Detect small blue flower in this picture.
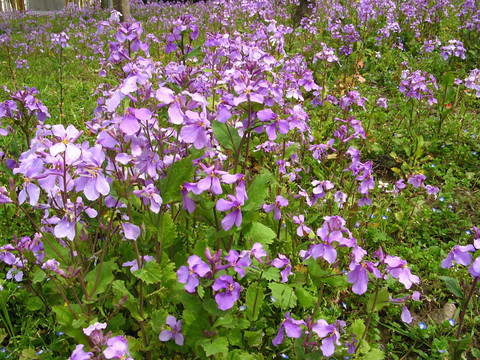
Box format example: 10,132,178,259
473,151,478,156
438,349,446,353
342,302,347,309
56,331,64,336
466,230,472,235
382,215,388,220
270,295,276,303
439,197,445,202
432,207,437,212
430,163,436,168
370,214,375,219
386,208,391,212
448,318,455,326
344,357,352,360
418,322,427,329
441,144,446,148
448,204,453,209
280,354,289,359
36,350,44,355
239,305,247,311
472,134,476,139
0,348,6,353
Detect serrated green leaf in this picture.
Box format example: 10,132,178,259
268,283,297,309
199,336,229,357
439,276,465,300
246,285,264,321
160,152,198,204
243,222,276,247
132,260,163,284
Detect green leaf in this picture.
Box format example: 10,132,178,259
199,336,229,357
132,260,163,284
85,259,117,298
294,286,316,308
160,151,198,204
31,268,46,283
26,297,44,311
203,298,228,316
43,234,70,267
366,287,390,312
363,348,385,360
228,328,243,347
185,46,202,60
471,348,480,358
212,121,241,152
51,305,86,344
243,171,273,212
268,283,297,309
19,349,38,360
439,276,465,300
212,315,235,329
351,319,366,338
246,285,264,321
228,349,256,360
243,222,276,247
162,212,177,248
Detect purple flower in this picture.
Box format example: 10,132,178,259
74,144,110,201
0,245,16,265
133,183,163,213
215,184,247,231
441,245,475,268
69,344,93,360
83,322,107,336
262,196,289,220
122,255,154,272
212,275,242,311
159,315,184,345
180,110,210,149
49,124,82,164
225,250,251,278
122,223,141,241
293,215,311,237
401,305,413,324
408,174,426,188
103,336,132,360
385,256,420,289
177,255,211,293
312,319,345,357
41,259,65,277
272,254,293,283
347,261,381,295
468,257,480,278
272,312,305,346
251,242,267,263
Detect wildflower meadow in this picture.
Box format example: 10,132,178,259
0,0,479,359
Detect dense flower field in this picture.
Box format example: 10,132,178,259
0,0,479,359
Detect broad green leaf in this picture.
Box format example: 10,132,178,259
26,297,44,311
294,286,316,308
363,348,385,360
228,328,243,347
243,171,273,212
213,315,235,329
366,287,390,312
246,285,264,321
199,336,229,357
185,46,202,60
268,283,297,309
132,260,163,284
351,319,366,338
439,276,465,300
160,151,199,204
85,259,117,298
243,222,276,247
212,121,241,151
52,304,86,344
